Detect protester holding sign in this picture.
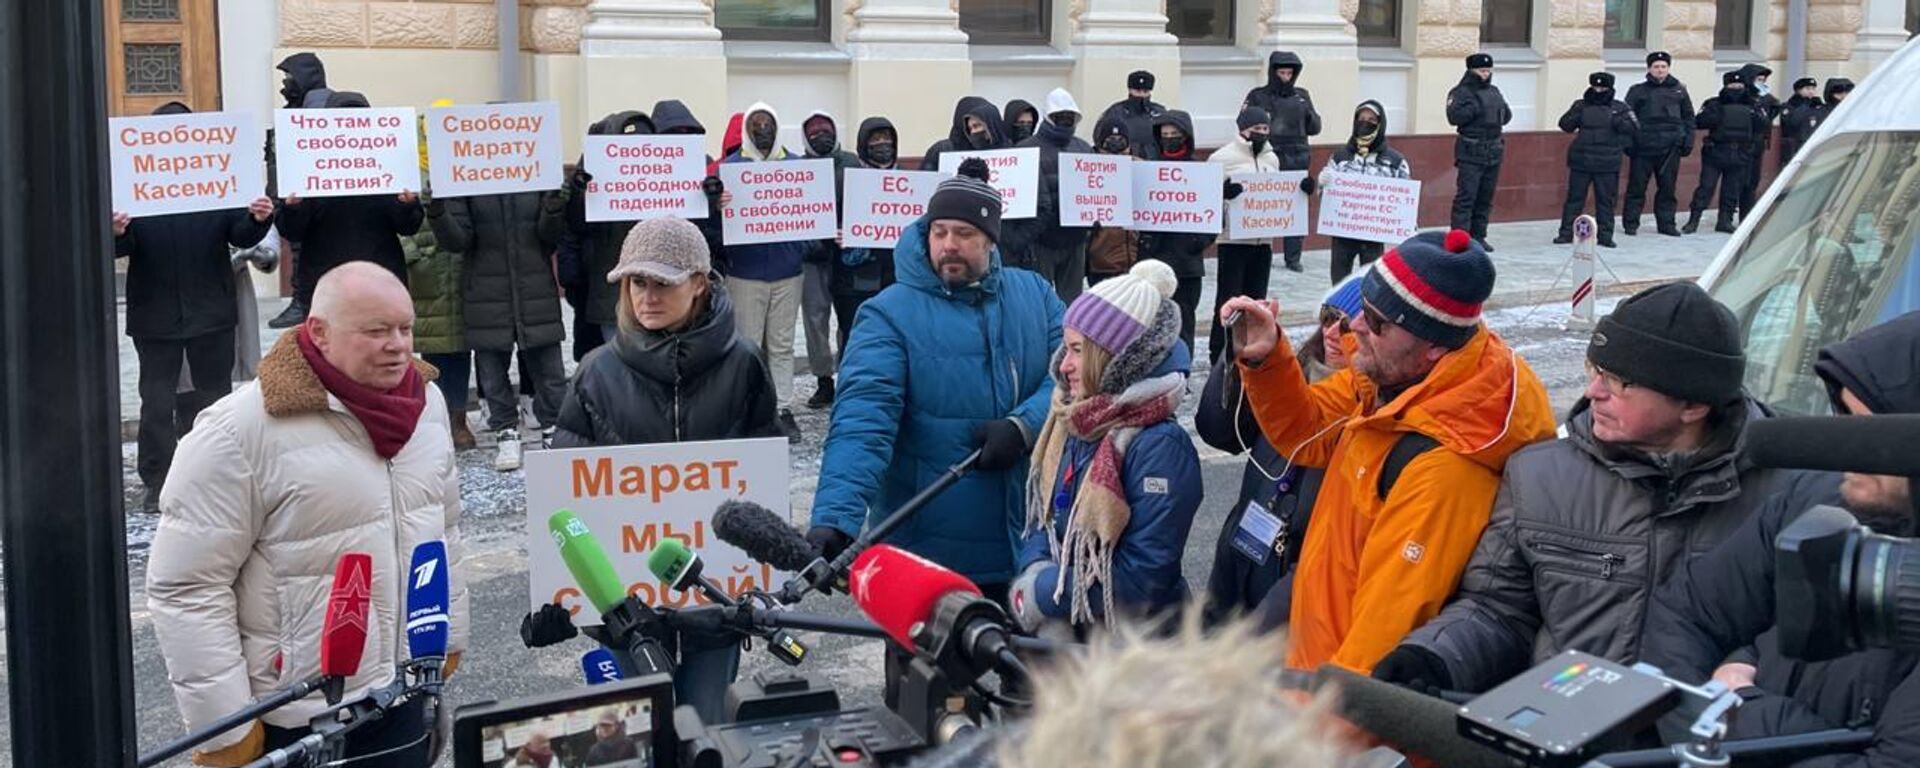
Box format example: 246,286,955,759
799,111,863,409
1085,116,1143,286
272,92,424,327
428,161,568,471
539,110,655,353
112,101,276,514
1315,100,1412,284
832,117,906,350
1008,89,1097,303
1241,51,1320,273
1207,106,1282,365
721,103,813,440
542,216,779,721
1140,111,1216,350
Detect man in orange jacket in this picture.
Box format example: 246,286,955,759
1220,229,1555,674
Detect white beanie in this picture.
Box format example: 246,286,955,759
1045,88,1081,118
1064,260,1176,355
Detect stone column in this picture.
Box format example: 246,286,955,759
1407,0,1479,134
1855,0,1909,75
1661,1,1718,95
526,1,591,159
845,0,972,151
1543,0,1605,125
579,0,728,150
1067,0,1184,116
1807,0,1866,79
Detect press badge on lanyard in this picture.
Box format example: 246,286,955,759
1231,474,1293,565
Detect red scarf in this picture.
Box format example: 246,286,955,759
296,324,427,459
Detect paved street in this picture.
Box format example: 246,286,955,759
20,215,1714,765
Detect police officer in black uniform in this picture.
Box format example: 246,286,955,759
1622,51,1693,237
1241,50,1321,272
1686,71,1769,234
1554,71,1637,249
1778,76,1826,168
1733,63,1780,222
1447,52,1512,252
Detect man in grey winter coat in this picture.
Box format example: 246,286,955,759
1373,284,1814,695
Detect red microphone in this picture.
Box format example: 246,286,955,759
848,545,983,653
848,545,1028,687
319,552,373,701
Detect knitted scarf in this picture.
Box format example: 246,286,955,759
1023,371,1185,624
296,324,427,459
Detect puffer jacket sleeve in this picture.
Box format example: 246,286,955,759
1194,353,1259,455
550,358,605,449
1782,669,1920,767
1329,450,1503,674
429,196,476,255
1397,469,1540,692
438,388,470,656
145,408,263,751
1641,485,1802,684
1238,337,1357,470
1008,288,1066,436
810,303,912,538
1031,425,1204,619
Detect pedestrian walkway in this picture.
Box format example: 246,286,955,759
115,218,1733,434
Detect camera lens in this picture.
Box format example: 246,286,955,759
1852,532,1920,654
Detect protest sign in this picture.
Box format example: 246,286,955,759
718,159,838,246
582,135,707,222
1058,153,1132,227
1130,161,1223,234
938,148,1039,219
1226,171,1310,240
1316,172,1422,244
524,437,792,624
842,168,940,249
425,102,562,197
273,107,420,198
110,111,264,217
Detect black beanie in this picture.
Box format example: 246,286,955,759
1236,106,1270,131
1588,283,1746,405
1724,71,1745,86
1466,53,1493,69
926,158,1004,243
1128,70,1155,91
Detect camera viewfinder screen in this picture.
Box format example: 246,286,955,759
477,701,655,768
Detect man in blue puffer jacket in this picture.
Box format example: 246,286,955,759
808,159,1066,596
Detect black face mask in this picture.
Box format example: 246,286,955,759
280,77,301,106
1158,136,1187,155
749,123,778,153
807,131,837,156
967,129,994,149
1247,135,1268,154
1010,124,1034,143
1101,136,1130,154
867,141,896,167
1355,119,1379,136
1051,114,1078,130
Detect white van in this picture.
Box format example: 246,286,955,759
1700,38,1920,415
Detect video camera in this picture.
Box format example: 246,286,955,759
1775,504,1920,661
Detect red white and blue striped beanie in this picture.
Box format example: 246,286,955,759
1361,228,1494,349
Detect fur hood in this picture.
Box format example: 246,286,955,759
257,331,438,418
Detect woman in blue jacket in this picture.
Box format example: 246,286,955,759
1011,260,1203,629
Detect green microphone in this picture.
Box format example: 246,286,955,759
549,509,628,614
649,537,808,666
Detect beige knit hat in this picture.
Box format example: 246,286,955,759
608,217,711,285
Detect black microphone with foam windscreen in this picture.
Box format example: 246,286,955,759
1310,665,1514,768
711,499,819,573
1747,415,1920,475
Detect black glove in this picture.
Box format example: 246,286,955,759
702,175,725,198
569,164,593,190
1371,644,1454,696
520,602,579,648
1298,176,1317,196
807,526,854,561
971,418,1031,472
1223,179,1245,201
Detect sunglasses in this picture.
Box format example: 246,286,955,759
1318,306,1350,333
1359,301,1395,333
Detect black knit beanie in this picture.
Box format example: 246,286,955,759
926,158,1004,243
1588,283,1746,405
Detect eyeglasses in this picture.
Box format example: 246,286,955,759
1359,302,1394,333
1584,360,1636,394
1318,306,1350,333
